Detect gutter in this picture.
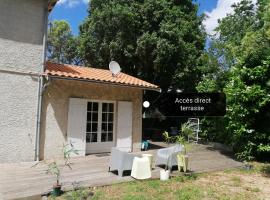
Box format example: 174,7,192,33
47,75,162,92
34,6,48,161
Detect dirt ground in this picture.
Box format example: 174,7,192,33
195,163,270,200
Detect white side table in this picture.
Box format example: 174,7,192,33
131,157,151,179
142,153,154,169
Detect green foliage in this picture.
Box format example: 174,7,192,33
63,188,92,200
198,118,228,142
198,0,270,161
162,131,172,144
174,185,202,200
79,0,206,91
224,28,270,161
258,144,270,152
180,122,194,138
174,122,194,151
63,143,79,167
47,20,81,64
46,161,60,185
215,0,258,46
162,122,193,146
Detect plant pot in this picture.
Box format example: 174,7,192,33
52,184,62,197
160,169,170,181
182,145,186,155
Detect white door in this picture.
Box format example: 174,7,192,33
86,101,115,154
117,101,133,152
67,98,87,156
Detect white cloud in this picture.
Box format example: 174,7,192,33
203,0,257,35
57,0,89,8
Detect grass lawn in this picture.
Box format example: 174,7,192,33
50,162,270,200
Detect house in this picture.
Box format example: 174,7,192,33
40,62,159,159
0,0,159,163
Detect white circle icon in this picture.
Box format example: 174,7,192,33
143,101,150,108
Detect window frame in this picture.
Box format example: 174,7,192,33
85,100,116,145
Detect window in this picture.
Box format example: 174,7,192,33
86,102,99,143
86,101,114,143
101,103,114,142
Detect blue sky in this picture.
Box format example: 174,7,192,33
50,0,256,36
49,1,88,35
196,0,217,14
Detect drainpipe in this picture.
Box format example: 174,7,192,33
34,6,48,161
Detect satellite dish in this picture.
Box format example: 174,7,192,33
109,61,121,76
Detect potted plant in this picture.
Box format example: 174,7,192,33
175,122,194,172
46,143,78,197
47,161,61,196
177,122,194,153
160,131,172,181
159,122,194,179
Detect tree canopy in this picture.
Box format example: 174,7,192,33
47,20,81,64
78,0,206,91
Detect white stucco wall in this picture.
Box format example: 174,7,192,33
0,39,45,73
0,73,39,162
41,79,143,160
0,0,47,163
0,0,47,73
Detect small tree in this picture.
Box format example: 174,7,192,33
46,143,78,193
176,122,194,154
47,161,61,186
162,131,173,171
47,20,81,65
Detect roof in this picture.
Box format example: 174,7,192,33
45,62,160,91
48,0,58,12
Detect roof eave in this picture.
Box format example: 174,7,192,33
45,75,161,92
48,0,58,12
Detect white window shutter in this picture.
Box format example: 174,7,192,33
116,101,133,152
67,98,87,156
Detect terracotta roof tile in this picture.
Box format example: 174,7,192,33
45,62,160,90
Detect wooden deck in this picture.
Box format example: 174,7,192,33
0,143,243,200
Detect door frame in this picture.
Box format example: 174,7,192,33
85,99,117,154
